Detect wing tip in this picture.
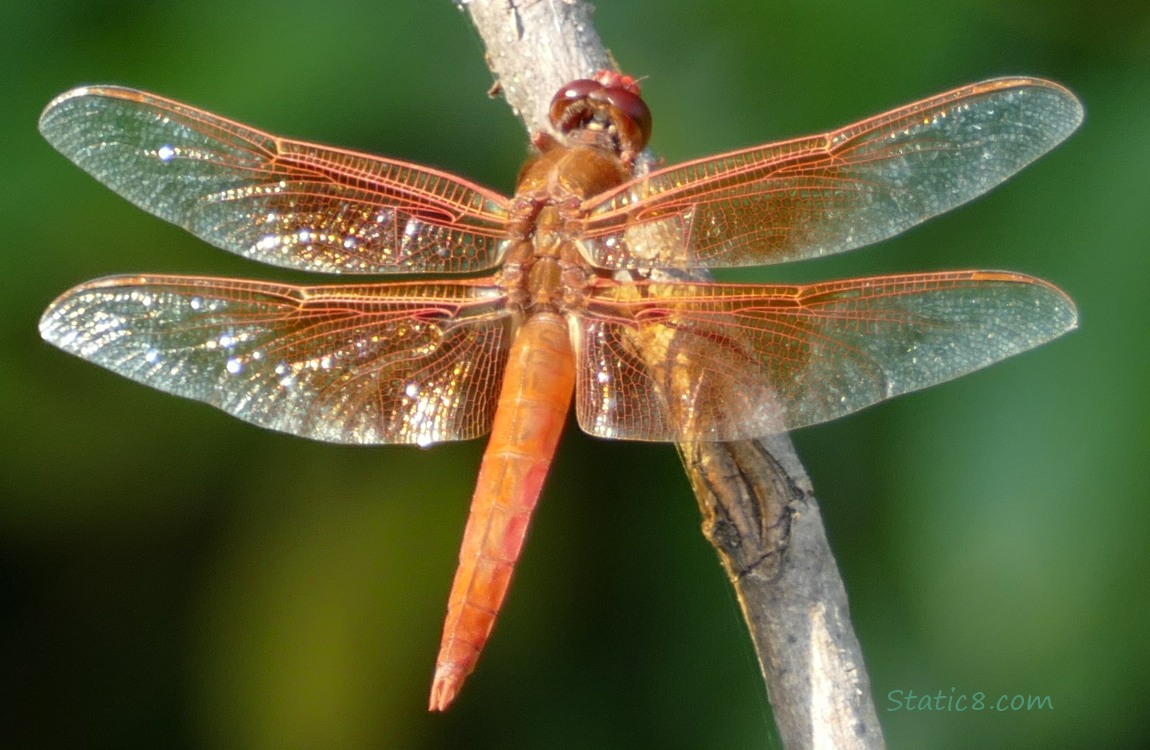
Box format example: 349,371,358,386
38,275,149,343
970,269,1079,329
37,304,61,346
40,85,144,136
976,76,1085,139
39,87,87,137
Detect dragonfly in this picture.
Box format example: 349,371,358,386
38,70,1081,710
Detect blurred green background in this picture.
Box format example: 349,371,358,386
2,0,1147,747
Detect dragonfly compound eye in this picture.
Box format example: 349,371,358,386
549,76,652,156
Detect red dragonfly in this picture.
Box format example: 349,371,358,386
38,71,1081,709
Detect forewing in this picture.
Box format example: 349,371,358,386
580,78,1083,269
574,272,1077,441
39,86,512,274
40,276,514,445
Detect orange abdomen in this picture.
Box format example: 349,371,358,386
429,311,575,710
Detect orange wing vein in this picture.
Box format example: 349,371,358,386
579,78,1083,269
40,275,514,444
574,271,1078,441
39,87,513,274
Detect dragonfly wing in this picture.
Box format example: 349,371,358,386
39,86,512,274
581,78,1083,269
40,276,514,445
574,272,1077,441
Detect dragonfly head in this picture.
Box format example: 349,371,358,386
549,70,652,165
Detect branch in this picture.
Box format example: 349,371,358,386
457,1,885,746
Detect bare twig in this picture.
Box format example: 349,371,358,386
456,1,885,746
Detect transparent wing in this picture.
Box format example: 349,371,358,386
580,78,1083,269
574,272,1077,441
40,275,514,445
39,86,512,274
